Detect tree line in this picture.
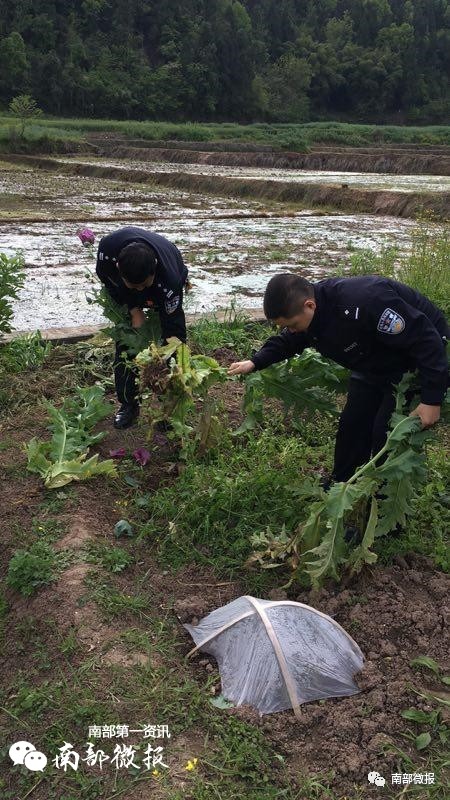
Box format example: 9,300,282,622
0,0,448,123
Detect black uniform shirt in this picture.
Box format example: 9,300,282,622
251,276,449,406
96,226,189,341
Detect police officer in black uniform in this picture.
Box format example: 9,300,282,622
229,273,449,483
96,226,188,428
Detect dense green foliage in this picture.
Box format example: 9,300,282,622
237,349,348,433
89,285,161,355
7,541,59,596
0,252,25,335
26,385,117,488
251,375,431,586
0,1,448,123
3,117,448,150
0,331,51,373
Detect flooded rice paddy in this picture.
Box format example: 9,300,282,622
56,155,450,193
0,161,420,331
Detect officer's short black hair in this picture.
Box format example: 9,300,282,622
263,274,314,320
118,242,157,285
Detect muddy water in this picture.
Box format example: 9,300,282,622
0,163,416,331
57,156,450,193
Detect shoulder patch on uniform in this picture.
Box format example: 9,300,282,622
377,308,405,335
164,295,180,314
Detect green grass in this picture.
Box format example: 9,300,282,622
138,413,336,587
1,115,449,150
84,542,133,573
398,225,450,317
0,120,82,153
1,252,448,799
188,306,269,359
6,540,70,597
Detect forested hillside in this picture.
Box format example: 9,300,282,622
0,0,448,122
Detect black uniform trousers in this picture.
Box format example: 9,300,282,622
114,341,139,406
333,373,416,482
113,300,186,406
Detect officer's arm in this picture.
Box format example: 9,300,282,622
96,251,125,306
129,308,146,328
368,296,449,408
251,329,307,370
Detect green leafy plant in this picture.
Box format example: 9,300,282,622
0,251,25,335
401,657,450,751
88,286,161,356
236,349,348,434
7,541,59,596
26,385,117,488
86,544,132,573
249,373,434,587
0,330,51,373
136,336,227,452
410,656,450,686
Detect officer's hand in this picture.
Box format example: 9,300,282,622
228,360,256,376
130,308,146,328
410,403,441,428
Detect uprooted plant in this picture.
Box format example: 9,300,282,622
136,336,227,454
26,385,117,488
235,348,349,433
87,286,161,356
248,373,435,587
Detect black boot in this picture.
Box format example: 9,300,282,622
113,402,139,429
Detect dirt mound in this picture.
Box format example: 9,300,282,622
252,559,449,792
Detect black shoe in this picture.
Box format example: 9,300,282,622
344,526,363,545
113,403,139,429
319,475,333,492
154,419,173,433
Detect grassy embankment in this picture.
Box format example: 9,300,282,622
0,115,450,154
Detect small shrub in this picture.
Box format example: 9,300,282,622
9,94,43,138
7,541,58,596
0,331,52,373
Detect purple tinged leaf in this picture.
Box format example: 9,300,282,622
76,227,95,246
152,432,169,447
133,447,151,466
109,447,127,459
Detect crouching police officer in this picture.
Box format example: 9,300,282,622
96,226,188,429
229,274,449,483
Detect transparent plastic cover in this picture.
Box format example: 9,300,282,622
185,596,363,716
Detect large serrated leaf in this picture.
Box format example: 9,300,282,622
302,515,347,586
45,456,117,489
26,386,115,488
348,496,378,573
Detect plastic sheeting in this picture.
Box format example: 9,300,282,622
185,595,364,718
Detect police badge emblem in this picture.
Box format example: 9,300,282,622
377,308,405,335
164,295,180,314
